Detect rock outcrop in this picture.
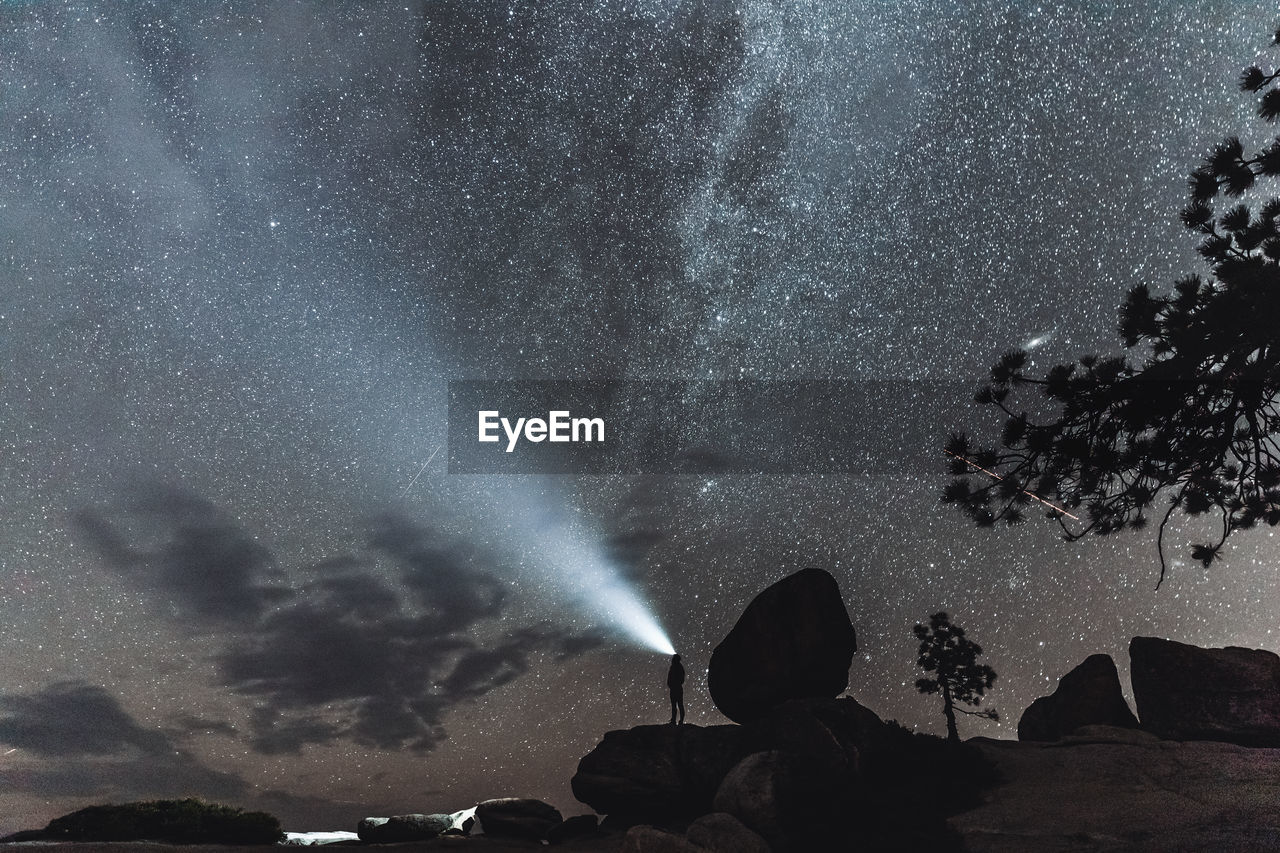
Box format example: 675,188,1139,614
707,567,857,723
951,726,1280,853
545,814,599,844
620,825,703,852
712,750,847,851
742,696,884,775
356,813,454,842
281,831,360,846
1130,636,1280,746
620,813,770,853
685,812,771,853
474,798,561,841
1017,653,1138,741
571,724,751,821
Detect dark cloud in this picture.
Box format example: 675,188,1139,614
0,752,248,803
219,519,603,753
245,708,343,756
0,681,170,757
605,528,667,582
167,715,239,739
75,484,292,627
550,628,608,662
440,635,537,701
79,495,604,755
0,683,362,828
0,681,247,802
306,573,401,619
368,514,506,632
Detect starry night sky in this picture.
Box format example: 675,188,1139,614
3,0,1280,834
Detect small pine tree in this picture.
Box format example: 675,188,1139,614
913,612,998,742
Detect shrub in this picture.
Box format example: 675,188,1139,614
43,798,283,844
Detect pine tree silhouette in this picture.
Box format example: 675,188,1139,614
914,612,997,743
947,24,1280,586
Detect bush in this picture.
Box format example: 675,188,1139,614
43,798,283,844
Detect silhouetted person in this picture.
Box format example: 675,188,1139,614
667,654,685,725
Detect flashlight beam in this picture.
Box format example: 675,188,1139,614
945,448,1080,521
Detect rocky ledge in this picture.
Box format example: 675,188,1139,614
954,725,1280,852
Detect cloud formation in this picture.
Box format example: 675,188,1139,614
0,681,246,801
0,681,171,758
221,514,603,753
77,492,605,755
74,485,292,627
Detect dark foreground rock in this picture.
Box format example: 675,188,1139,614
575,696,991,849
952,725,1280,852
707,567,857,723
620,825,701,852
685,812,770,853
1130,636,1280,746
571,724,751,821
475,798,561,841
1018,653,1138,741
620,813,768,853
546,814,599,844
742,696,885,775
357,813,455,842
712,751,844,851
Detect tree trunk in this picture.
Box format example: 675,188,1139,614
943,684,959,742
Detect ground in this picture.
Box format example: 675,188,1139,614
952,726,1280,853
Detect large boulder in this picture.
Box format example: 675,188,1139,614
743,696,884,777
712,751,847,851
621,825,703,853
356,813,453,842
475,798,561,841
708,568,857,723
281,832,360,845
620,814,770,853
1018,654,1139,742
546,814,599,844
445,807,476,835
686,812,771,853
1130,636,1280,746
572,724,752,821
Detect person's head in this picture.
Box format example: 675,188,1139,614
672,654,681,662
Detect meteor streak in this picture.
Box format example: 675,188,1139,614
945,448,1080,521
399,445,442,498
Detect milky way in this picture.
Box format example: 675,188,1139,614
2,0,1279,832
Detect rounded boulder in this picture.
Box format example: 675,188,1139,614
708,568,857,723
